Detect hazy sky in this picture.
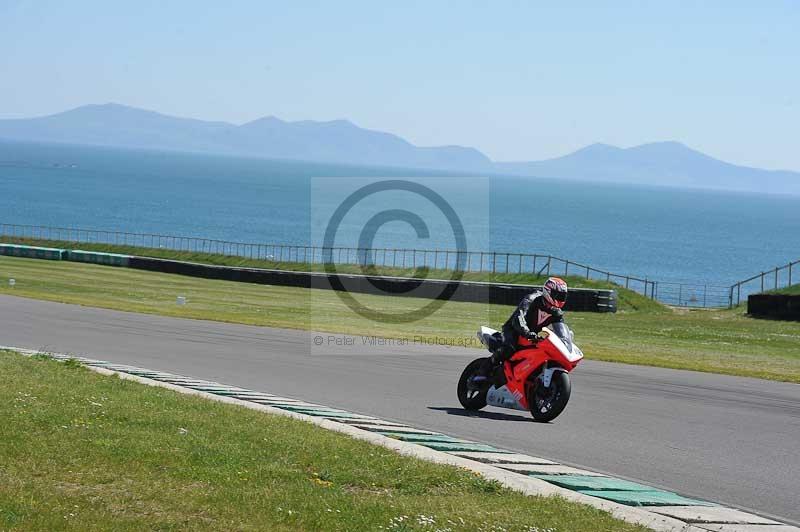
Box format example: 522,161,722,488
1,1,798,170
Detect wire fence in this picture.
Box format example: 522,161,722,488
650,282,732,308
2,221,768,308
0,222,660,295
729,259,800,306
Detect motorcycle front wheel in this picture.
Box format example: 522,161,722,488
527,371,571,422
457,358,490,410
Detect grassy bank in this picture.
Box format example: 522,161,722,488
0,236,660,312
768,284,800,295
2,255,799,382
0,350,644,531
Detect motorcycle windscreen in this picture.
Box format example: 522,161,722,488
550,322,573,351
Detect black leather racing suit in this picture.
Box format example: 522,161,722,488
494,291,564,363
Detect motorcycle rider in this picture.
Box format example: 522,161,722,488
478,277,568,376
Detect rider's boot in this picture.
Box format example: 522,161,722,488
475,348,505,379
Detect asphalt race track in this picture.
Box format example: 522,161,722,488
2,294,798,524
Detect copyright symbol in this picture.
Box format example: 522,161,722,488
313,336,324,346
322,179,467,324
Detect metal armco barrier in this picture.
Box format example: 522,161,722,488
0,243,64,260
127,256,617,312
0,243,618,312
10,221,800,309
0,222,652,299
65,250,131,267
747,294,800,321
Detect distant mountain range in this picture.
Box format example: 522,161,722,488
1,103,798,194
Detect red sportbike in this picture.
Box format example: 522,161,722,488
457,322,583,422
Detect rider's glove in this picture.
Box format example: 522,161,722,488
524,332,539,343
550,307,564,320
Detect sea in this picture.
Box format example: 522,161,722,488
1,139,799,286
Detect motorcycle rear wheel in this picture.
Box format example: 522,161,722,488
527,371,571,422
457,358,490,410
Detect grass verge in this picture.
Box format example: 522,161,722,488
0,350,645,531
0,236,661,312
1,255,799,383
767,284,800,295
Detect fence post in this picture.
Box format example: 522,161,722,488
22,224,783,303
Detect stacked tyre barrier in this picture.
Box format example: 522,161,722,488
2,245,617,313
748,294,800,321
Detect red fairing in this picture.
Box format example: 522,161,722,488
503,335,580,410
